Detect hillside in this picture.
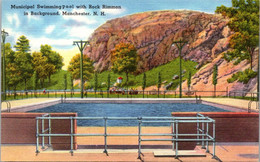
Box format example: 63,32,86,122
87,58,197,90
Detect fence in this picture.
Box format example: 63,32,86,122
36,113,216,159
1,89,259,101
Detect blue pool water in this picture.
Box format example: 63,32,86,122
29,103,228,126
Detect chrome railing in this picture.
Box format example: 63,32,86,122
36,113,216,159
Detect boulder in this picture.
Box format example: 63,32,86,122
172,75,179,80
165,82,173,90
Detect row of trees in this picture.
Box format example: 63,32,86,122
2,35,64,91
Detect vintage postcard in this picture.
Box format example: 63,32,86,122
1,0,259,161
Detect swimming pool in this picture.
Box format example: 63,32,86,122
29,103,228,126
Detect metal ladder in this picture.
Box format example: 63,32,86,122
248,100,259,113
2,101,11,112
195,95,202,104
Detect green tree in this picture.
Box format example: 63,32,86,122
107,73,111,97
4,43,21,91
40,44,64,83
111,42,138,94
142,73,146,98
32,71,38,90
6,62,22,92
107,74,111,91
94,72,98,95
70,75,74,92
187,71,192,92
212,64,218,97
216,0,259,69
14,35,33,90
32,52,55,88
4,43,15,63
157,72,161,97
14,35,30,53
64,74,67,90
68,54,94,86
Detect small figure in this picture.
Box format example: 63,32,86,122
43,89,46,94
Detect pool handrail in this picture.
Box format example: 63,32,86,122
35,113,216,159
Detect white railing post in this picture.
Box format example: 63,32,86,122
212,121,216,159
36,119,40,154
104,117,108,154
48,114,51,146
41,118,45,149
206,120,209,153
70,117,74,155
171,119,175,151
175,120,178,159
137,117,142,159
201,121,205,149
196,114,200,145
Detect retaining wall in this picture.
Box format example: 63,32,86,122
172,112,259,142
2,112,258,151
1,113,77,150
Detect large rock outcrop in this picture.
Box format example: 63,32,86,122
85,10,231,72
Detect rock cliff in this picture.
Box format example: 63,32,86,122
85,10,231,71
180,49,258,95
84,10,257,93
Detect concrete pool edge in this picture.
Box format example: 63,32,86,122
4,98,199,112
2,97,255,113
2,99,61,112
201,100,248,112
201,99,258,112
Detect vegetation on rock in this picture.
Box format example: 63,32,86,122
216,0,259,69
227,68,257,84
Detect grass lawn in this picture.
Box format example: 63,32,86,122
88,58,198,90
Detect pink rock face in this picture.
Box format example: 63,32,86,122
180,50,258,95
85,10,231,72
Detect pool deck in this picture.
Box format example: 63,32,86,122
202,98,258,112
1,140,259,161
1,97,259,161
1,127,259,161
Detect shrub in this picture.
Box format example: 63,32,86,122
227,69,257,84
